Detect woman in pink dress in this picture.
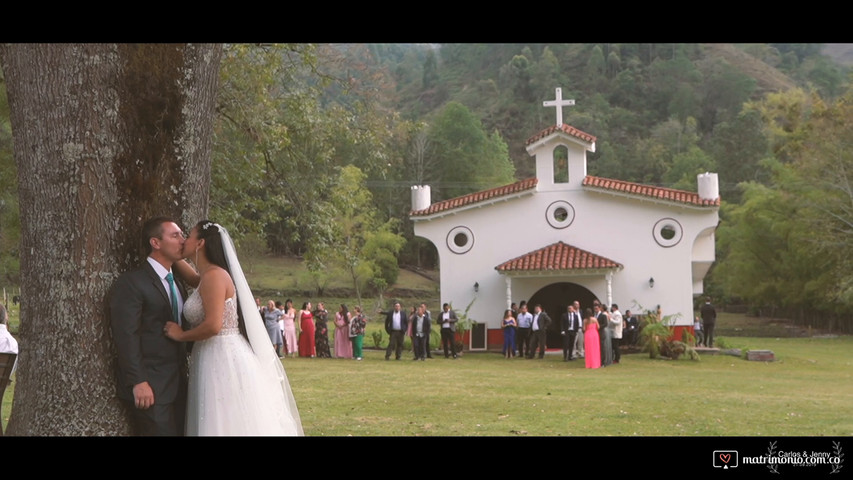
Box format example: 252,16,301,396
298,302,316,358
334,304,353,359
583,308,601,369
281,299,298,358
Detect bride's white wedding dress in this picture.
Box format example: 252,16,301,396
184,288,302,435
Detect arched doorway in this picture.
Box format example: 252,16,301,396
528,282,598,348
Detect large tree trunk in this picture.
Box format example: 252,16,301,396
0,43,222,435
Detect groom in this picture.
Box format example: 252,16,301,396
109,216,189,436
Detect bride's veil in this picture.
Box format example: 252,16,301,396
216,224,304,435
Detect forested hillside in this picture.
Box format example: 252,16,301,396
2,43,852,331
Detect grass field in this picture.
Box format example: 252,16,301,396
283,334,853,436
3,255,852,436
4,328,851,436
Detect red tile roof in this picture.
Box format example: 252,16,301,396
410,178,538,217
495,241,622,273
526,124,597,146
583,176,720,207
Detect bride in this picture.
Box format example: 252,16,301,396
165,220,303,436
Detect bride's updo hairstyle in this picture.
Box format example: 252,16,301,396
196,220,228,270
195,220,249,341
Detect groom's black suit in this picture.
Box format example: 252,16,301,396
109,259,188,436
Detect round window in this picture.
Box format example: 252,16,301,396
446,226,474,254
653,218,683,247
546,201,575,229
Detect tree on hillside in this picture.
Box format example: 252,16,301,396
787,91,853,316
305,165,405,306
428,101,515,200
0,43,222,435
213,44,399,257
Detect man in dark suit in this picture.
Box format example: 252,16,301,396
410,305,430,361
595,302,610,365
109,216,188,436
384,302,408,360
700,296,717,348
526,304,552,359
623,309,639,346
437,303,459,359
420,302,434,359
560,304,582,361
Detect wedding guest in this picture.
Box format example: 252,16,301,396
693,316,704,347
597,303,613,366
384,302,408,361
349,306,367,361
281,299,298,358
623,309,639,347
334,304,353,359
298,302,316,358
313,302,332,358
700,297,717,348
420,303,434,359
515,301,532,359
262,300,284,357
0,304,18,376
609,303,623,364
583,309,601,369
501,309,517,358
410,305,430,361
572,300,584,359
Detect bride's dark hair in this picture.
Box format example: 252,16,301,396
195,220,249,342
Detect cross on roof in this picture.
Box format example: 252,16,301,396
543,87,575,127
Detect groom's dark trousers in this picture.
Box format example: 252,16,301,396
109,260,188,436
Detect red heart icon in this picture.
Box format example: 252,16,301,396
719,454,731,464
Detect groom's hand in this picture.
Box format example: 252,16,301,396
133,381,155,409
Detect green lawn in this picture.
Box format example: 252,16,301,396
283,334,853,436
6,331,849,436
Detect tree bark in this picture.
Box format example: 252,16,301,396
0,43,222,435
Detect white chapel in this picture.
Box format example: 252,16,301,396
409,88,720,350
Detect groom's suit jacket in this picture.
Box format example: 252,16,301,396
109,260,188,406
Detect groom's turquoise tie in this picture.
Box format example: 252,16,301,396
166,272,179,324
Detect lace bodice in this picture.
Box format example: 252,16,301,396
183,288,241,336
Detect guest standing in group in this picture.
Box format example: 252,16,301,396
596,303,613,366
334,304,353,359
349,306,367,361
526,304,551,359
420,303,434,359
609,303,623,364
298,302,316,358
515,302,533,359
410,305,430,361
313,302,332,358
561,304,582,361
437,303,458,359
583,308,601,369
501,309,517,358
572,300,584,359
281,299,298,358
262,300,284,357
623,309,639,347
384,302,408,361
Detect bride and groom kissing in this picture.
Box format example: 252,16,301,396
109,216,303,436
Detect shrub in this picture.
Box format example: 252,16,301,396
371,331,384,349
639,308,699,361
